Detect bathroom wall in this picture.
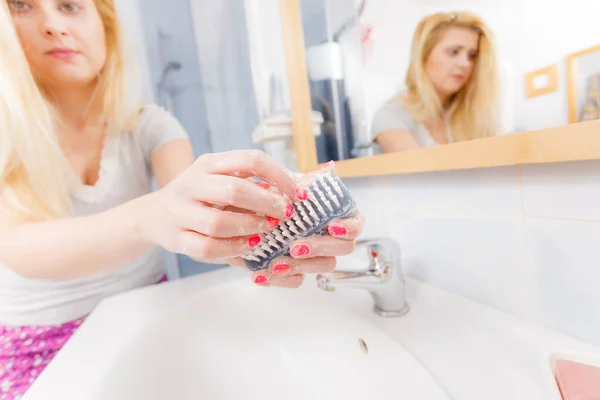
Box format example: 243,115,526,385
188,0,260,153
343,159,600,346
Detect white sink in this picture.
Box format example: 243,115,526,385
24,268,451,400
23,266,600,400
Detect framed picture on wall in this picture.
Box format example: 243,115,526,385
525,64,558,98
567,44,600,123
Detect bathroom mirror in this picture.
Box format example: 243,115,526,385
116,0,600,179
281,0,600,176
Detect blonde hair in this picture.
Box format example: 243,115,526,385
0,1,69,220
397,11,501,141
0,0,141,221
92,0,142,133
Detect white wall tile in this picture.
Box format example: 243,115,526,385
388,214,531,318
386,167,520,215
344,160,600,346
343,176,394,238
522,160,600,221
526,218,600,346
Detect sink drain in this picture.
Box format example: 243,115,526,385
358,338,368,355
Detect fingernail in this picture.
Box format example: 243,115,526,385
267,217,280,228
273,263,291,274
328,224,347,237
295,186,308,201
291,244,310,258
248,236,261,248
254,181,270,190
320,160,334,169
286,204,295,218
254,275,268,285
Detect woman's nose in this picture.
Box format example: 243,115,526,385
458,55,472,69
40,12,68,37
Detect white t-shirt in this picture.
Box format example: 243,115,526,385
371,102,453,147
0,104,190,327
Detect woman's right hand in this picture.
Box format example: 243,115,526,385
137,150,307,263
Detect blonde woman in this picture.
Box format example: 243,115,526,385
0,0,364,397
372,11,501,153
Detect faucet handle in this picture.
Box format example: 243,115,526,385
350,238,402,274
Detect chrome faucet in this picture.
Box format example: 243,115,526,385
316,238,410,318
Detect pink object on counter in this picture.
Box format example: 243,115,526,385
555,359,600,400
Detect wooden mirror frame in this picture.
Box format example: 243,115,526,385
278,0,600,178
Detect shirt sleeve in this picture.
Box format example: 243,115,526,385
134,104,190,162
371,103,417,138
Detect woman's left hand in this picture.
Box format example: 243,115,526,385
249,211,365,288
225,162,366,288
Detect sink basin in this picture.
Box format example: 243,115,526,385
94,280,450,400
24,266,600,400
24,268,451,400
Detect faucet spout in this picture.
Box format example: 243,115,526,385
316,238,410,317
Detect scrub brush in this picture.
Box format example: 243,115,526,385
242,171,357,271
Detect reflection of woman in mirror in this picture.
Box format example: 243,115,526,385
372,12,501,153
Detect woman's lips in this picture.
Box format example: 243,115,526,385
46,48,77,61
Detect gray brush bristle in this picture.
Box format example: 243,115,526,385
242,172,356,271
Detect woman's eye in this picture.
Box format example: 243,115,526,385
59,2,81,13
8,0,32,12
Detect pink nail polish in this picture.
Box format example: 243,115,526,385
291,244,310,258
320,160,334,169
295,186,308,201
273,263,291,274
254,181,270,190
254,275,268,285
328,225,347,237
286,204,295,218
267,217,280,228
248,236,261,248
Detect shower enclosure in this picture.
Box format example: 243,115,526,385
124,0,265,278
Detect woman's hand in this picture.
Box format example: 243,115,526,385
245,212,364,288
139,151,365,288
138,150,307,261
226,161,366,288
